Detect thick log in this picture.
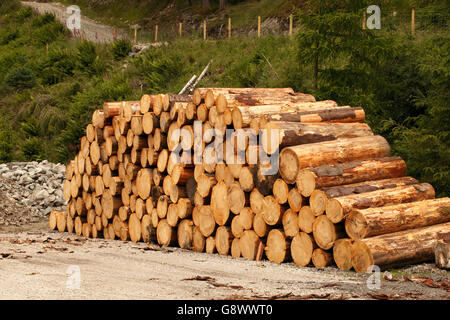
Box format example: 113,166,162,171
297,157,408,197
129,213,141,242
253,213,268,237
322,176,418,199
291,232,315,267
156,219,177,246
333,238,353,271
326,183,436,224
177,219,194,249
240,207,254,230
279,136,391,184
298,206,316,233
228,183,246,215
287,188,303,212
231,238,241,258
205,236,216,254
211,181,230,226
265,229,290,263
309,190,328,216
266,106,365,123
282,209,299,238
192,226,206,252
198,205,216,237
345,198,450,240
312,249,333,268
261,195,285,226
216,226,232,255
261,122,373,155
351,222,450,272
312,216,346,250
240,230,264,261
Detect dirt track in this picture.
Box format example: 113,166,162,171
0,218,448,300
20,1,125,43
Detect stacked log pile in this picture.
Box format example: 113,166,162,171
54,87,450,273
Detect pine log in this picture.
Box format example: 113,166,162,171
211,181,230,226
156,219,177,246
333,238,353,271
240,230,263,261
312,216,346,250
287,188,303,212
279,136,391,184
261,122,373,155
216,226,232,255
345,198,450,240
326,183,436,224
322,176,419,199
310,190,328,216
291,232,315,267
261,195,285,226
266,106,365,123
351,222,450,272
297,157,408,197
231,215,244,238
265,229,290,263
240,207,254,230
192,226,206,252
198,205,216,237
129,213,141,242
312,249,333,268
177,219,194,249
231,238,241,258
253,213,268,237
282,209,299,238
205,236,216,254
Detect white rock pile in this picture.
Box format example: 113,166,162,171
0,161,66,217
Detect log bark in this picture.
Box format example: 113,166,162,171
261,122,373,155
345,198,450,240
326,183,436,224
279,136,391,184
266,106,365,123
297,157,408,196
322,176,418,199
351,222,450,272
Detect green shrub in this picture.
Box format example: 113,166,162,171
40,49,76,85
32,21,66,45
0,0,20,15
31,13,55,28
76,41,106,75
112,39,132,60
4,66,36,90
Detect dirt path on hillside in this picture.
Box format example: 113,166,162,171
0,220,448,300
21,1,126,43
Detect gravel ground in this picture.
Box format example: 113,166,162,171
0,224,448,300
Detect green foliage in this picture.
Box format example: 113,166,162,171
76,41,106,75
112,39,132,60
40,49,76,85
0,0,20,15
4,66,36,90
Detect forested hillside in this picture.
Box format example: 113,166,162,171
0,0,448,196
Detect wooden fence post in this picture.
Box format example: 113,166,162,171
411,8,415,37
46,43,49,55
228,17,231,39
113,28,117,41
134,27,137,45
203,20,207,40
258,16,261,38
289,14,293,38
155,25,158,42
179,22,182,37
362,11,366,30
